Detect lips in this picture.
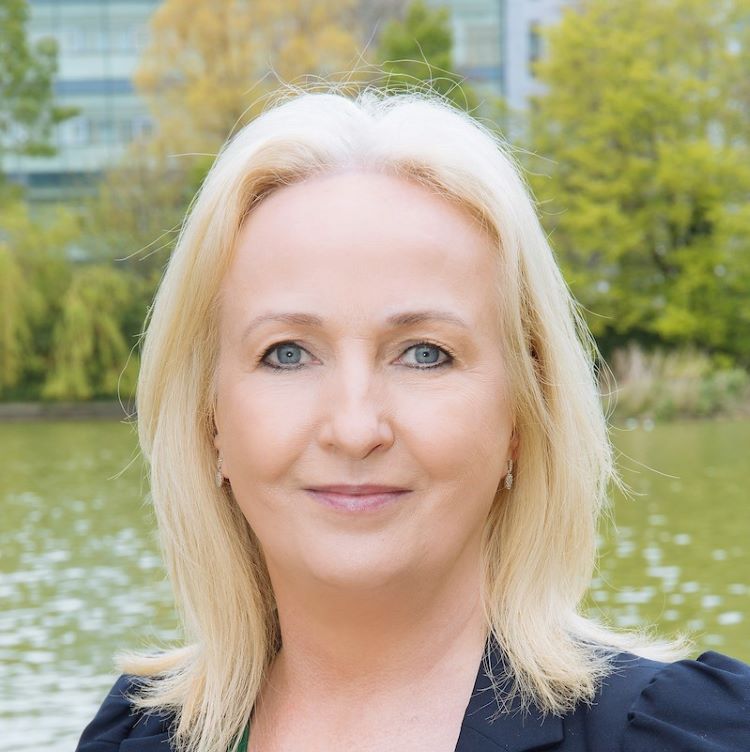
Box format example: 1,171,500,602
306,484,410,494
305,486,410,513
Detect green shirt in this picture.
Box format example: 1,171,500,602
235,722,249,752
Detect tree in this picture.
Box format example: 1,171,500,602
354,0,408,41
0,196,150,401
43,265,142,400
80,154,204,281
0,0,74,188
528,0,750,362
0,200,79,397
0,240,35,390
371,0,483,113
134,0,364,153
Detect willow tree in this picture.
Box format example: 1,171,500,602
0,201,78,398
43,266,141,400
0,243,36,391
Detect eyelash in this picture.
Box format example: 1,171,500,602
257,340,456,372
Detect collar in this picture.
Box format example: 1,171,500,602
455,636,564,752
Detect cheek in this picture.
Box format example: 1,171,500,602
215,370,316,482
215,364,511,492
399,377,512,486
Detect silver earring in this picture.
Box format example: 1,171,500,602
215,454,224,488
504,458,514,490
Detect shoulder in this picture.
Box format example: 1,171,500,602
620,650,750,751
75,674,175,751
571,649,750,752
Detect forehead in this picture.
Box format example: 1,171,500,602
224,170,500,324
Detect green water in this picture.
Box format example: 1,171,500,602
589,420,749,654
1,419,748,750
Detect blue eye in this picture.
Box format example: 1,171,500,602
258,341,454,371
260,342,311,369
402,342,453,369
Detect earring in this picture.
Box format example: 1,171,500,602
215,454,224,488
504,458,514,490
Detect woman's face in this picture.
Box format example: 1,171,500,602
214,170,516,590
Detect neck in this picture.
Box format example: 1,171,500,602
262,544,489,703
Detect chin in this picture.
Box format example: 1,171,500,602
303,551,411,591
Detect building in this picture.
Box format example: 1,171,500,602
504,0,569,111
6,0,572,201
3,0,160,202
426,0,572,110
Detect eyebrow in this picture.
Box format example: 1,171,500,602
241,309,470,342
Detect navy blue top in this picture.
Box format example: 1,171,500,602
76,639,750,751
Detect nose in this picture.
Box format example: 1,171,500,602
317,352,395,459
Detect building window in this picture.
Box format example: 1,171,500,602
58,115,91,147
135,26,151,53
529,22,542,73
66,27,86,53
131,116,153,140
113,26,137,53
93,117,117,145
463,23,501,68
118,118,134,143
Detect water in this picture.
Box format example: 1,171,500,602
588,420,750,654
1,421,178,748
1,419,748,749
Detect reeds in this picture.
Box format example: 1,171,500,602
601,344,750,421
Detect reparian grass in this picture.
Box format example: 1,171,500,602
602,344,750,422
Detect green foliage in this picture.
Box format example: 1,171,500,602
0,241,35,389
528,0,750,364
373,0,482,112
0,0,76,166
0,199,148,402
43,266,142,400
5,0,750,409
0,200,78,398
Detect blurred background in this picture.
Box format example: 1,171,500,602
1,0,749,748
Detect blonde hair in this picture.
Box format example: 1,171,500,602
121,83,690,752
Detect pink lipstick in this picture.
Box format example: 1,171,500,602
305,484,411,513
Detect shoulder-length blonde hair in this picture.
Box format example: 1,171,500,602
120,83,689,752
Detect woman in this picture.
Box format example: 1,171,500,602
76,87,750,752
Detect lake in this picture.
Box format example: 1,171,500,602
1,418,748,749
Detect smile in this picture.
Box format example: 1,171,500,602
305,489,410,513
